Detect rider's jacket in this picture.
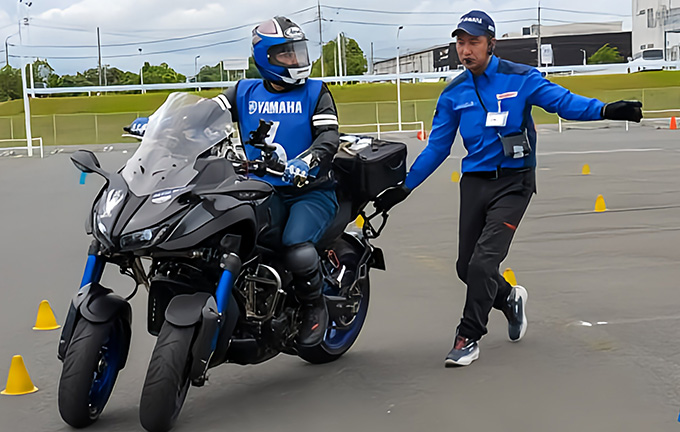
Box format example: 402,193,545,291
224,79,339,189
405,56,605,190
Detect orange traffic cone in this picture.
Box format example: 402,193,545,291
416,130,427,141
1,355,38,395
671,117,677,130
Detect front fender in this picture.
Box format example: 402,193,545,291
164,292,222,386
58,283,132,369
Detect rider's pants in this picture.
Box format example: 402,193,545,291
456,169,535,341
279,187,338,300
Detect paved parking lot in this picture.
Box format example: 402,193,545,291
0,125,679,431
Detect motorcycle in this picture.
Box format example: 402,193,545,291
57,92,406,432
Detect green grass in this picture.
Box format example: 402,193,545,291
1,71,679,145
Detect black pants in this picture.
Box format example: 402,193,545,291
456,169,535,341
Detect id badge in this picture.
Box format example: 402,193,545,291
486,111,508,128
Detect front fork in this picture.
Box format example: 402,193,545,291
58,241,132,366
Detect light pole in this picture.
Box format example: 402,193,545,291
194,55,200,82
580,49,587,65
4,33,16,66
138,48,145,94
396,25,403,132
103,64,109,86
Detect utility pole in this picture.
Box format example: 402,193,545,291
97,27,102,86
337,33,343,86
370,42,374,74
396,26,403,132
317,0,324,77
537,0,542,67
342,33,347,77
18,0,33,157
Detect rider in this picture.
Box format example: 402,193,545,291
217,16,340,347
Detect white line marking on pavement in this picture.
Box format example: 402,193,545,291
537,148,663,156
446,148,664,160
568,314,680,328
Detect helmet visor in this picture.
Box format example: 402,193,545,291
268,41,310,68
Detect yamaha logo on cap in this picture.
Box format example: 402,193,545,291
453,10,496,38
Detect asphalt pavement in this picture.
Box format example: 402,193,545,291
0,124,679,431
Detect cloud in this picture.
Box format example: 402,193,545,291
0,0,632,74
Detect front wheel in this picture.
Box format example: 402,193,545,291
58,319,126,428
298,276,370,364
139,322,194,432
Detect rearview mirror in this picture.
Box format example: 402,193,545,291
71,150,108,178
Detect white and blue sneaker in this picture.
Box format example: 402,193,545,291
444,334,480,367
504,285,528,342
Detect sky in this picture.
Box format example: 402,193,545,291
0,0,633,76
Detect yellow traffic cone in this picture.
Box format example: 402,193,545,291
451,171,460,183
594,194,607,213
581,164,591,175
1,355,38,395
503,268,517,286
355,215,365,229
33,300,60,331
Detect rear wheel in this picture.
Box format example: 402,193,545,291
139,322,194,432
298,241,370,364
58,319,125,428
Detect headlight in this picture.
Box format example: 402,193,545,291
94,213,112,245
119,225,169,251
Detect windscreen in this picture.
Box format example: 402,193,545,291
121,92,233,196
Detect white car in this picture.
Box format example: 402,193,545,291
627,49,666,72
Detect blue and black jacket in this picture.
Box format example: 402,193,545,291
405,56,605,190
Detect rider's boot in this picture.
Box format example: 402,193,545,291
285,242,329,347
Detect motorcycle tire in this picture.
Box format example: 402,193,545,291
139,322,194,432
298,277,370,364
58,319,125,428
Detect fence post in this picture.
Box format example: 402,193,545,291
94,114,99,144
10,116,14,139
53,114,57,146
626,120,629,132
558,117,562,133
377,122,381,140
414,101,419,124
374,103,379,126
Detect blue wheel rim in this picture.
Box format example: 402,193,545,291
88,326,121,418
322,283,368,353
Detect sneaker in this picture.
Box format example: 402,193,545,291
504,285,528,342
444,335,479,367
297,297,329,348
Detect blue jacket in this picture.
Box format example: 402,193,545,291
404,56,605,190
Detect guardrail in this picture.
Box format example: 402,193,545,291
0,137,44,158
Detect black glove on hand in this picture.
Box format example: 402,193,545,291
602,100,643,123
374,184,411,213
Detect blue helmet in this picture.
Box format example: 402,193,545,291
252,16,311,85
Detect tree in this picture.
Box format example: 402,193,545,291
310,35,367,78
141,62,186,84
246,56,261,79
0,65,21,101
587,44,625,64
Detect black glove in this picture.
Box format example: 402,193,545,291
602,100,643,123
374,184,411,213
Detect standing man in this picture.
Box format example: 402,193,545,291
219,16,340,347
375,10,642,366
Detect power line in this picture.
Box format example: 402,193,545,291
11,12,318,50
542,7,629,18
322,5,539,15
9,36,249,60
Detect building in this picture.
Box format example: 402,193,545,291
374,23,632,73
632,0,680,60
373,44,450,75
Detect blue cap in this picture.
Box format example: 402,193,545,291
452,10,495,38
